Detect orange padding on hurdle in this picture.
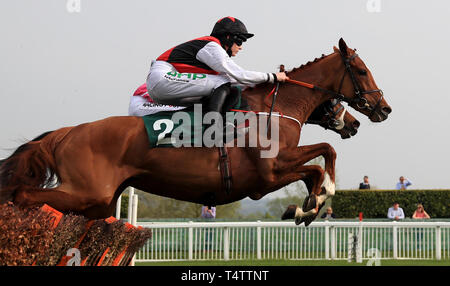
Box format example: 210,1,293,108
57,216,141,266
105,216,117,224
111,247,127,266
56,220,95,266
112,221,139,266
32,204,64,265
97,248,110,266
93,217,118,266
40,204,63,229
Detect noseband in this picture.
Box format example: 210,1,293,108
337,52,384,118
266,51,384,129
280,51,384,117
325,99,345,129
306,99,345,129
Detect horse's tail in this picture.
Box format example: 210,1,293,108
0,127,72,204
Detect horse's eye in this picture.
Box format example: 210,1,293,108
358,69,367,76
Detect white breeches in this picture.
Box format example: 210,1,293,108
128,95,186,117
146,61,231,105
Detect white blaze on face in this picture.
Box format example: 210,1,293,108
335,109,346,130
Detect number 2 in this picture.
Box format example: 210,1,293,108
153,119,174,145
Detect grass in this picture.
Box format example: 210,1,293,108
136,259,450,266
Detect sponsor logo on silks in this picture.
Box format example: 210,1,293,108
166,71,206,80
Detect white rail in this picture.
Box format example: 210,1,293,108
135,221,450,262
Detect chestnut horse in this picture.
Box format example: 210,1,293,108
306,99,360,139
0,39,391,225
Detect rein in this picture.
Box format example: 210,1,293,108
267,51,384,119
266,82,280,135
231,51,384,144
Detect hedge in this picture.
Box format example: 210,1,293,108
331,189,450,219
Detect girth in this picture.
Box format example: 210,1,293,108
218,146,232,195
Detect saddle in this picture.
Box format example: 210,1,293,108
139,88,249,196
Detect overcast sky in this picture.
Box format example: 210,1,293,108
1,0,449,192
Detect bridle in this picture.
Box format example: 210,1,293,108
305,99,345,129
266,50,384,128
274,51,384,116
336,51,384,117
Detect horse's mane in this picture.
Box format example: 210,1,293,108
286,52,333,75
244,52,335,93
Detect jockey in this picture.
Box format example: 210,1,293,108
142,16,288,119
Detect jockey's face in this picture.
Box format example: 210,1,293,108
230,42,242,57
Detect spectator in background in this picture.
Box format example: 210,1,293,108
201,206,216,252
412,204,430,219
320,207,336,220
387,202,405,220
201,205,216,220
396,176,412,190
359,176,371,189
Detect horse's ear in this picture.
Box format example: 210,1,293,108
338,38,348,56
333,46,339,53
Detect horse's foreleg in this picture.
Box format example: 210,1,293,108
291,143,336,183
245,142,335,185
285,143,337,202
274,144,337,226
273,164,324,220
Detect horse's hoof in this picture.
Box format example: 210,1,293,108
304,217,315,227
303,194,318,212
304,201,327,226
295,217,303,225
281,204,297,220
303,213,319,226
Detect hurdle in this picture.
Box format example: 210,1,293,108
26,198,145,266
115,187,137,224
114,187,139,266
0,187,149,266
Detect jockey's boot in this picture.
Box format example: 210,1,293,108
222,86,241,112
207,83,236,142
223,87,251,137
208,83,231,114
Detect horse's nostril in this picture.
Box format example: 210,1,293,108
353,120,360,129
382,106,392,114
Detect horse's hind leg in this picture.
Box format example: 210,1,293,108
298,169,335,226
14,186,112,218
14,187,79,209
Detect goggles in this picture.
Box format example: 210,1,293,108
232,34,247,46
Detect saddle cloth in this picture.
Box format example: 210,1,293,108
141,95,243,148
